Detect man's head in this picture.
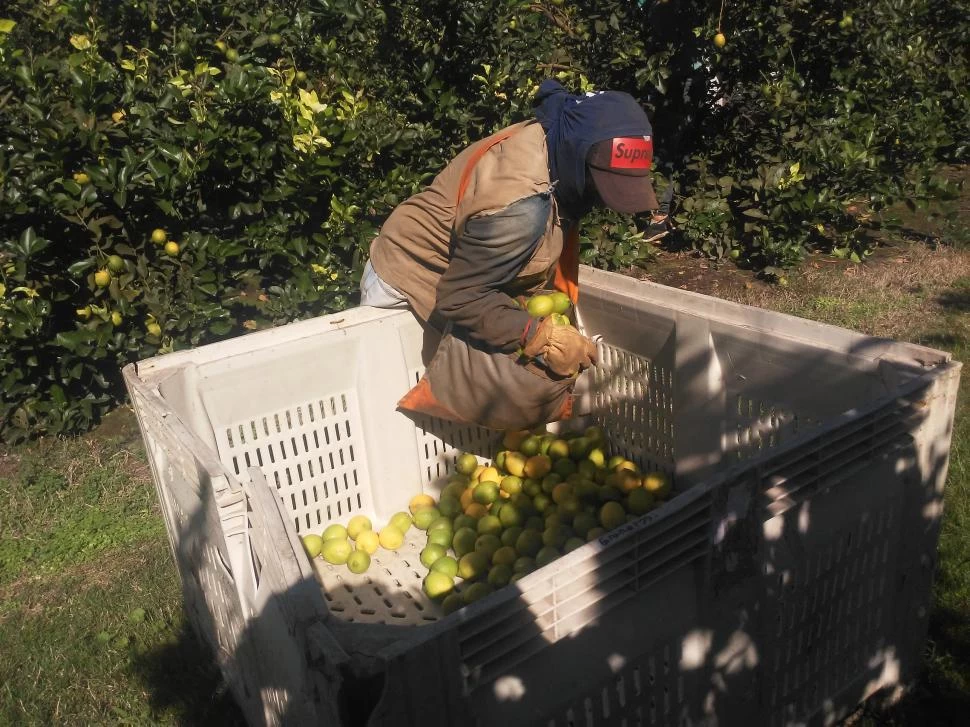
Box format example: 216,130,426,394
534,79,659,217
586,136,658,214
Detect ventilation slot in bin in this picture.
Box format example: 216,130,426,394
214,391,371,534
457,494,713,690
591,343,675,474
408,368,502,488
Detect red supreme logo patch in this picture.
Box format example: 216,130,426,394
611,137,653,170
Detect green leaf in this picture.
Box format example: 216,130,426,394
68,260,96,276
0,19,16,33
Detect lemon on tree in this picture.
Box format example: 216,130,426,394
94,269,111,288
164,241,180,257
150,228,168,245
107,255,125,273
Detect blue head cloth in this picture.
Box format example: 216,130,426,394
534,79,653,218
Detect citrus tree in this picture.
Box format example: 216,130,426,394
1,0,966,441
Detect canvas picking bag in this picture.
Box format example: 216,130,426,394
397,128,582,431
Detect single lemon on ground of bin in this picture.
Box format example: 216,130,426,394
524,454,552,479
536,546,560,568
355,529,379,554
428,528,453,549
423,571,455,600
390,511,412,534
301,534,324,558
477,514,502,537
442,592,463,615
321,538,352,565
504,452,527,477
438,496,462,518
456,452,478,475
462,582,493,605
459,551,489,580
347,550,371,574
322,523,348,541
453,527,478,557
600,501,626,531
473,481,499,505
488,563,513,588
413,507,440,530
627,488,655,515
642,471,672,499
431,555,459,578
475,534,502,559
409,494,436,514
379,525,405,550
420,544,447,568
347,515,372,539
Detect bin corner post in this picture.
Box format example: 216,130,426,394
672,312,727,489
896,361,963,678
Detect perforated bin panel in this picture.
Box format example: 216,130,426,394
214,391,372,534
457,490,712,694
311,527,443,625
408,368,503,488
727,392,822,462
764,500,898,727
590,342,675,474
545,639,695,727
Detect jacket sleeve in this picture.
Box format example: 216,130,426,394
434,194,550,351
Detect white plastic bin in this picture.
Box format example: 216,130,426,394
124,266,961,726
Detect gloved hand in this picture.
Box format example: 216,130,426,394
522,317,598,376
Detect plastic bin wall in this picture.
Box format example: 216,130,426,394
124,266,961,727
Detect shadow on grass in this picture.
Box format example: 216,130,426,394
936,288,970,314
861,604,970,726
129,620,245,726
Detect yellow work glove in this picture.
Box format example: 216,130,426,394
522,317,598,377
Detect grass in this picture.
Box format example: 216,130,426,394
0,242,967,724
0,414,243,725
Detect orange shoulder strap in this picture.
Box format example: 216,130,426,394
553,221,580,304
456,127,518,204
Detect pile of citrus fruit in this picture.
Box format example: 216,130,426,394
301,424,672,617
